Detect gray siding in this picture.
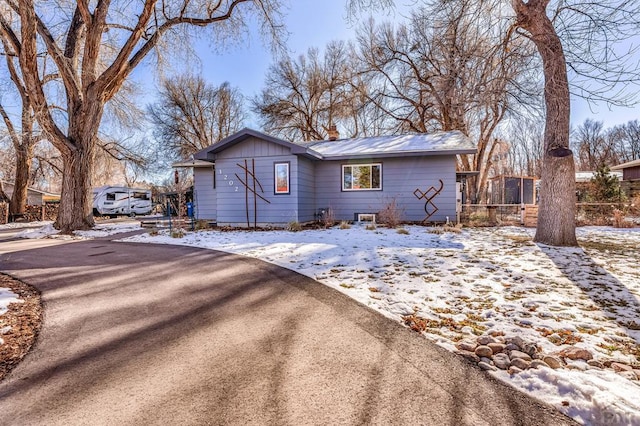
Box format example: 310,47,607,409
193,167,216,220
314,156,457,223
297,158,316,222
215,138,299,226
216,136,292,159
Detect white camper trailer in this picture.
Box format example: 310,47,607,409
92,186,152,217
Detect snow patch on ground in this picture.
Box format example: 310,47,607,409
0,221,51,230
16,223,59,239
12,221,141,240
0,287,22,316
0,288,22,345
124,225,640,425
74,221,142,238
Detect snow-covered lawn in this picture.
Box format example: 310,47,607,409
124,224,640,425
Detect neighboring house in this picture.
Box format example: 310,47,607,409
0,180,60,205
610,159,640,181
180,128,476,227
575,171,623,183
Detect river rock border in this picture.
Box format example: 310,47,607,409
455,333,640,381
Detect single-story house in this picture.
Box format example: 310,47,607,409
610,159,640,181
180,128,476,227
0,180,60,205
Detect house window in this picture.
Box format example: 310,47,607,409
274,162,290,194
342,164,382,191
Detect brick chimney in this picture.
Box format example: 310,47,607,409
328,125,339,141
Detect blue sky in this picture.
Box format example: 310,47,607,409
136,0,639,130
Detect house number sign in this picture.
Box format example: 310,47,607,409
219,168,238,191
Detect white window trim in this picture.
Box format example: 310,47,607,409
342,163,382,191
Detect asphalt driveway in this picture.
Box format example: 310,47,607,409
0,235,576,425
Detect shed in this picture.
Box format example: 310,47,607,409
186,128,476,227
610,159,640,181
0,180,60,205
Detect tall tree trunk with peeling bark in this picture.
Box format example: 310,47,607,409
512,0,577,246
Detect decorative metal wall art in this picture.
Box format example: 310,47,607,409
413,179,444,223
235,159,271,228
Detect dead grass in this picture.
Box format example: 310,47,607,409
287,221,302,232
195,219,213,230
320,208,336,229
339,221,351,230
579,239,638,255
536,328,583,345
170,228,185,238
402,312,486,335
377,197,404,228
504,234,533,245
612,209,635,228
427,224,462,235
0,274,42,381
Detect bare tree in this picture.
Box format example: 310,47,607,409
254,40,381,141
0,0,281,233
355,2,539,202
571,119,620,171
0,32,47,218
0,101,41,218
610,120,640,163
0,137,10,179
351,0,640,245
509,0,640,245
504,114,545,177
31,141,62,191
149,75,246,159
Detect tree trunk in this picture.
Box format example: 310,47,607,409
513,0,577,246
9,143,34,217
53,99,103,234
55,146,95,233
535,153,576,245
9,110,36,218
